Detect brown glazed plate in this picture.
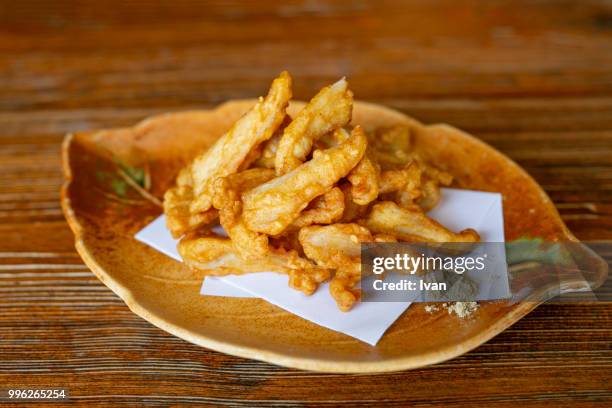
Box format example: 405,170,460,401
61,100,608,373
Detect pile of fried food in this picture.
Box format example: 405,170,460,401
164,71,480,311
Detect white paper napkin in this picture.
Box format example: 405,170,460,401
135,188,505,345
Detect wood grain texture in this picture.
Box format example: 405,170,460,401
0,0,610,405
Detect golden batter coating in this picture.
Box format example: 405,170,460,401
299,223,373,311
291,187,345,229
190,71,293,213
164,166,217,238
178,233,330,295
275,78,353,175
162,74,480,311
365,201,480,243
242,126,367,235
212,168,276,260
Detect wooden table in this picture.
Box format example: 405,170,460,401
1,1,611,406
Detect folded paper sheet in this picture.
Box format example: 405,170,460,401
135,188,505,345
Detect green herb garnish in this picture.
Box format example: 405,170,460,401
111,179,128,197
120,164,146,187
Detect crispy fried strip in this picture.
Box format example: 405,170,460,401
269,230,303,254
212,168,276,210
212,168,275,259
178,233,235,265
339,182,369,222
329,127,350,144
253,116,292,169
219,204,268,260
370,124,453,211
253,135,279,169
378,158,453,211
178,234,330,295
299,223,370,267
291,187,344,229
164,166,217,238
424,165,453,186
365,201,480,243
238,144,264,172
333,128,380,205
275,78,353,175
393,163,424,210
329,271,362,313
417,165,453,211
347,154,379,205
164,186,218,238
416,178,441,211
299,223,373,311
378,161,421,194
189,71,292,213
242,126,368,235
371,124,453,210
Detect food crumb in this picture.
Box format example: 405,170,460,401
445,302,479,318
424,305,439,313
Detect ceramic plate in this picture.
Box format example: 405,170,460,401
61,100,607,372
